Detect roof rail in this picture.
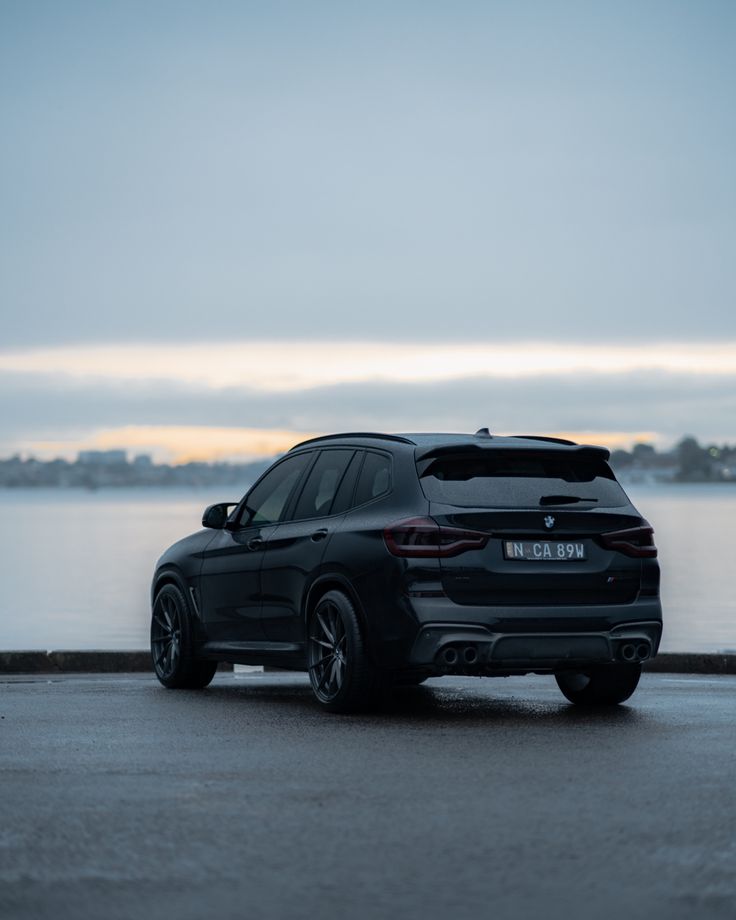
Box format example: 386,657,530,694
289,432,415,451
511,435,578,446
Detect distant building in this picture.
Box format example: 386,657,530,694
77,450,128,465
132,454,153,468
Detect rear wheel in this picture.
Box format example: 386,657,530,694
151,584,217,689
555,663,641,706
307,590,386,713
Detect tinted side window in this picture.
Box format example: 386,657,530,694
291,450,354,520
243,452,312,525
330,451,363,515
353,452,392,506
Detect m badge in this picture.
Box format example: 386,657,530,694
544,515,556,530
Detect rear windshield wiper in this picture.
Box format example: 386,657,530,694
539,495,599,506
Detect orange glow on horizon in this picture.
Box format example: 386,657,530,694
26,426,325,464
20,425,662,465
547,431,662,449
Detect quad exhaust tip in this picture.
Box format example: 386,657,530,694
442,647,459,667
463,645,478,665
439,645,479,669
619,642,651,663
439,640,652,670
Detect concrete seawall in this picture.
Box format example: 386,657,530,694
0,650,733,674
0,650,233,673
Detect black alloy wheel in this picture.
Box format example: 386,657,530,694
555,662,641,706
151,590,181,680
307,590,387,712
151,584,218,689
308,598,347,701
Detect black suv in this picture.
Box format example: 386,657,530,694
150,430,662,711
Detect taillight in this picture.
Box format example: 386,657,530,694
599,525,657,558
384,517,489,558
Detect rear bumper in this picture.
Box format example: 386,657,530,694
407,605,662,675
407,594,662,630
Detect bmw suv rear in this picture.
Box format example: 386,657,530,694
150,430,662,712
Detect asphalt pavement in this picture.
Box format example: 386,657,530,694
1,670,734,920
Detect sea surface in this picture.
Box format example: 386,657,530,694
0,484,733,653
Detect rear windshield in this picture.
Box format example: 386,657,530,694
418,451,629,509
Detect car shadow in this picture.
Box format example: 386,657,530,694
170,673,653,729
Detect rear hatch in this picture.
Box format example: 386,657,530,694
417,446,655,608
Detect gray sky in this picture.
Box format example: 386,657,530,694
1,1,734,458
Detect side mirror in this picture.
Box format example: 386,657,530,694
202,502,236,529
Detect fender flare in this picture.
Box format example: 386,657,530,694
303,573,368,633
151,566,190,608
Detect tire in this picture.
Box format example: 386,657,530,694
307,590,387,713
555,663,642,706
151,583,218,689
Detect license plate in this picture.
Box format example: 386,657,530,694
504,540,587,561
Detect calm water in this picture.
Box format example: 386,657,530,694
0,485,734,652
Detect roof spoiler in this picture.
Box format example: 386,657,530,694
511,434,577,446
415,442,611,462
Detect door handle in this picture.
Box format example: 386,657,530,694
247,536,264,551
310,528,329,542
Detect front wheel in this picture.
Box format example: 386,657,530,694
555,663,642,706
307,590,386,713
151,584,218,689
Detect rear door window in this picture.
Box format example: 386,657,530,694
418,451,628,508
291,449,354,520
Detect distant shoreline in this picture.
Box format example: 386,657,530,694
0,454,275,490
2,434,735,487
